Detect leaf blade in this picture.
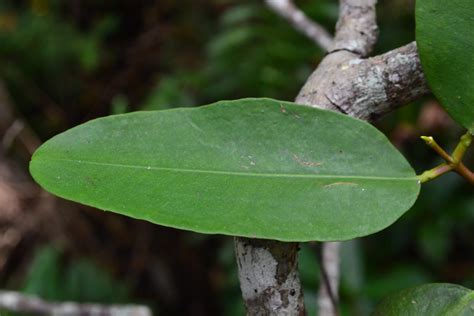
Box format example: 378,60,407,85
30,98,420,241
372,283,474,316
416,0,474,132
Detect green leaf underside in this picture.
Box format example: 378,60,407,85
30,98,419,241
372,283,474,315
416,0,474,133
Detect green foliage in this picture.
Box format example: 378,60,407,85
365,265,432,303
23,246,129,303
0,9,111,77
1,0,472,313
141,75,197,111
22,246,62,300
0,3,114,137
30,98,419,241
372,283,474,315
416,0,474,133
202,3,317,99
141,1,337,108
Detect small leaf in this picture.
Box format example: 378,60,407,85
30,98,420,241
416,0,474,133
372,283,474,315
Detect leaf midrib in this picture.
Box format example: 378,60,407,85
33,157,417,181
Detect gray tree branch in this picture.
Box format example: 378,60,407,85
0,290,152,316
265,0,333,51
297,41,429,120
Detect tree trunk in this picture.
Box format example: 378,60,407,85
235,238,305,316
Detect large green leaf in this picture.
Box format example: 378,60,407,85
30,98,419,241
372,283,474,315
416,0,474,133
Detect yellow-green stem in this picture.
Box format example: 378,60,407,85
418,163,452,183
452,132,472,163
418,132,473,184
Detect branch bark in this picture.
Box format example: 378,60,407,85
0,290,152,316
235,238,304,315
297,42,430,121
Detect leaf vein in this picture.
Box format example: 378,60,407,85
34,157,417,181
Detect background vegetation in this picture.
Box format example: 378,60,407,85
0,0,472,315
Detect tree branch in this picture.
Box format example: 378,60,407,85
265,0,333,51
297,42,430,120
330,0,378,56
0,290,152,316
235,238,305,316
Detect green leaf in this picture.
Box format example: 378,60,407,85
29,98,420,241
416,0,474,133
22,246,129,303
372,283,474,315
23,246,62,300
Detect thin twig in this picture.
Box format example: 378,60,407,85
451,133,473,183
420,132,474,184
455,163,474,184
452,132,472,162
0,79,41,155
418,163,452,183
315,243,340,316
265,0,333,51
421,136,454,163
316,241,341,316
0,290,152,316
2,120,25,150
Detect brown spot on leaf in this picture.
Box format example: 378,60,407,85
292,154,322,167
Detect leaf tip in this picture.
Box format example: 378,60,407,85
420,136,434,144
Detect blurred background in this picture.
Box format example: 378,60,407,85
0,0,473,315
